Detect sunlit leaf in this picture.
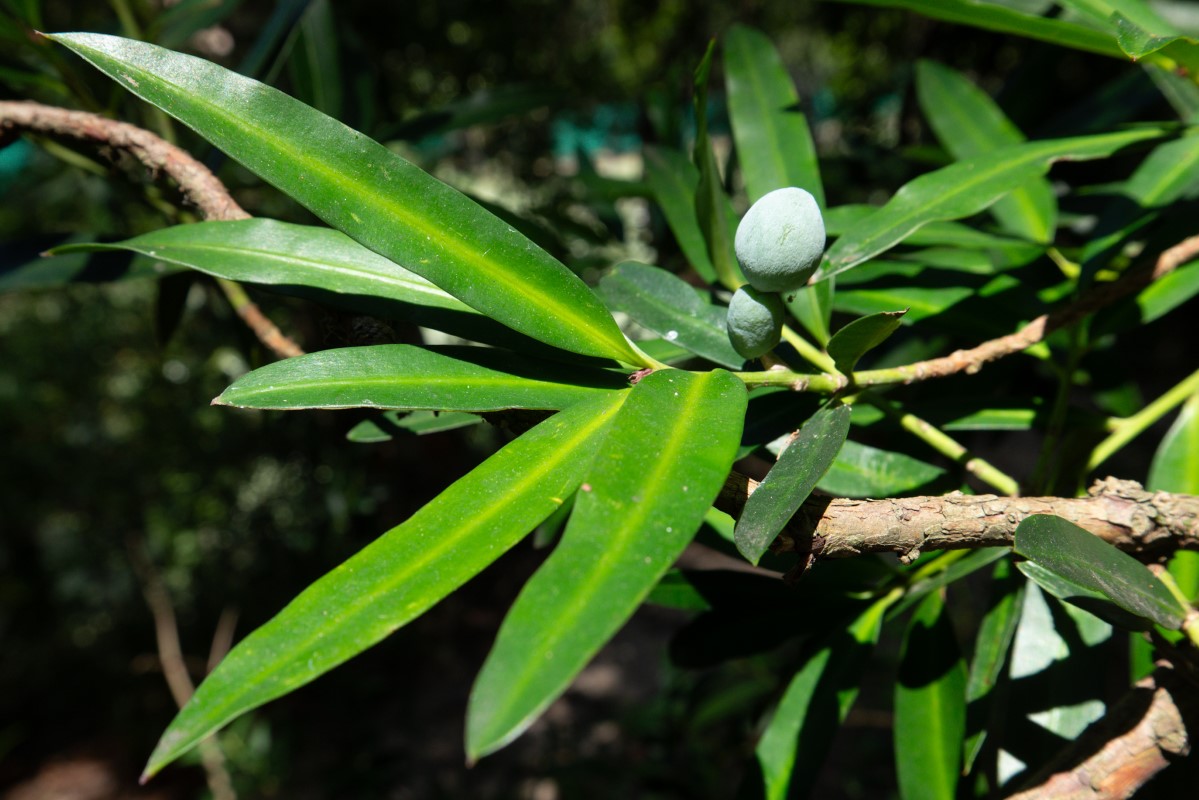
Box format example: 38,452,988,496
466,369,747,759
692,39,742,288
724,24,823,206
816,440,946,497
49,32,645,365
142,390,628,778
643,145,718,283
826,310,906,373
214,345,627,411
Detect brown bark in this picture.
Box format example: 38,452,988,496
1005,664,1198,800
717,476,1199,563
0,100,303,359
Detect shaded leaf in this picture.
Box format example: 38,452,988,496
1147,394,1199,607
735,404,851,564
345,410,482,443
724,24,823,206
894,591,966,800
597,261,743,369
142,390,628,778
785,278,835,345
826,310,906,373
287,0,341,118
466,369,747,759
887,548,1010,620
49,32,644,364
816,440,946,497
916,59,1055,243
963,558,1024,772
1013,514,1186,630
819,127,1167,279
756,597,890,800
215,344,627,411
692,40,741,288
643,145,718,283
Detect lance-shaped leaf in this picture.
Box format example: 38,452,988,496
1014,514,1187,631
756,595,891,800
786,278,835,345
724,24,824,206
815,440,945,497
692,39,742,288
830,0,1123,58
141,390,628,779
214,344,626,411
963,558,1023,773
598,261,743,369
826,310,906,374
53,219,475,314
48,32,644,365
916,60,1055,243
735,404,851,564
466,369,747,759
894,591,967,800
643,146,718,283
818,127,1167,279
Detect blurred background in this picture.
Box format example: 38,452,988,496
2,1,1195,797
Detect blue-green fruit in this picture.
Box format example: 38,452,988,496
727,286,784,359
734,187,825,293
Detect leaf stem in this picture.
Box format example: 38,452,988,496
863,392,1021,496
1087,367,1199,473
781,323,839,374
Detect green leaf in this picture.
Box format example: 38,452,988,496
915,60,1056,243
819,127,1167,279
692,39,741,288
1094,259,1199,336
833,283,974,324
887,548,1010,620
1013,514,1187,630
724,24,823,206
1148,392,1199,494
816,440,946,497
756,597,889,800
345,410,482,443
52,219,475,314
962,558,1024,772
830,0,1124,58
466,369,747,759
287,0,342,118
826,310,906,373
735,404,851,564
785,278,835,345
894,591,966,800
49,32,644,365
643,145,718,283
142,390,628,779
597,261,744,369
214,345,626,411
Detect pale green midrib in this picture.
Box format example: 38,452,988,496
478,376,714,746
832,131,1152,269
158,398,623,767
127,241,466,303
82,41,623,357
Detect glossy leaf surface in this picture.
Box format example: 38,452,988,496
466,369,747,759
724,24,823,206
643,146,718,283
894,591,966,800
916,60,1055,242
817,440,946,497
143,391,629,778
49,32,643,364
54,219,475,313
215,345,626,411
735,404,850,564
819,127,1166,278
597,261,743,369
826,310,906,373
1014,514,1186,630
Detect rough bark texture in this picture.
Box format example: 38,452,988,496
717,475,1199,563
1005,664,1199,800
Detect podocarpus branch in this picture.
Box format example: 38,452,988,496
0,100,304,359
717,475,1199,563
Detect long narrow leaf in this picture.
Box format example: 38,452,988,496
915,60,1055,243
724,24,823,206
466,369,747,759
894,591,967,800
48,32,644,365
214,344,627,411
643,146,718,283
142,390,629,779
692,40,741,288
820,127,1166,278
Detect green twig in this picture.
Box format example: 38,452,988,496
1087,367,1199,473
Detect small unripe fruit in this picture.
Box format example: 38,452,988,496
727,286,784,360
735,187,825,294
